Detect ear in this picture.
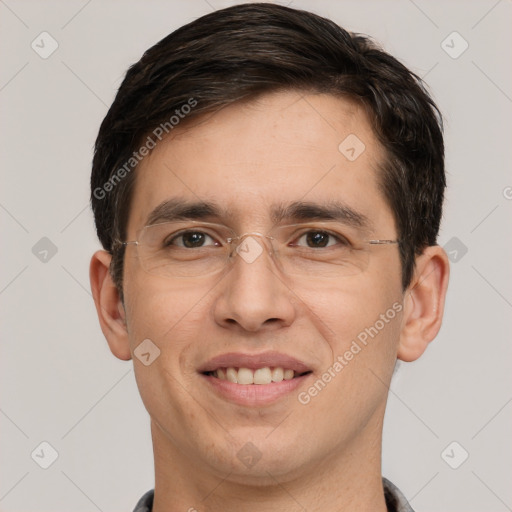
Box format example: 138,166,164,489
398,245,450,362
89,250,132,361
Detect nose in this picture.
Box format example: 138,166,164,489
213,234,296,333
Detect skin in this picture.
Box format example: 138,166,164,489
90,91,450,512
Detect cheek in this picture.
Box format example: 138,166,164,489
123,275,217,433
291,272,402,353
122,272,221,389
297,280,402,430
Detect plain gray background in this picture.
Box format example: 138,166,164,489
1,0,511,511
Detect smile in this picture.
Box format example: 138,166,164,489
198,351,314,405
204,366,311,385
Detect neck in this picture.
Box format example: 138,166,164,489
151,415,389,512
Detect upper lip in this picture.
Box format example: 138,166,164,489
198,351,312,374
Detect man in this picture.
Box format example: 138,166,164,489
89,3,449,511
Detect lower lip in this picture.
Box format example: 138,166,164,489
201,373,312,406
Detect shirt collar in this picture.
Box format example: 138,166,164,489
133,477,414,512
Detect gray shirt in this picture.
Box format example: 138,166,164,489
132,477,414,511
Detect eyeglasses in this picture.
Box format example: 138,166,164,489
118,220,399,279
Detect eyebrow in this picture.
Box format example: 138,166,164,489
146,198,225,225
145,198,373,231
271,201,372,231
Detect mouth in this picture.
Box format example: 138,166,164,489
198,351,314,406
203,366,312,385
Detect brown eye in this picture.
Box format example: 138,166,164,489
167,231,218,248
305,231,330,248
182,232,208,248
296,230,348,249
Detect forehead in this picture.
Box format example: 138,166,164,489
127,91,393,235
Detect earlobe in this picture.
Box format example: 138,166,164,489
397,245,450,362
89,250,132,361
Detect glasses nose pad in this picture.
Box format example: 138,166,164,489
232,232,275,265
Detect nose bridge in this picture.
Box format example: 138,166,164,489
229,231,276,265
214,231,294,332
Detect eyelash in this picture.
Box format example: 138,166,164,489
294,230,350,248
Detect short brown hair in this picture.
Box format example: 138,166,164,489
91,2,445,295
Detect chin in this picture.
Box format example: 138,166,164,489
206,430,312,483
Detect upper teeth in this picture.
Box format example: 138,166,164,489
214,367,296,385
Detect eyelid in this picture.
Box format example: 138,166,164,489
280,224,354,245
151,221,361,247
164,226,224,247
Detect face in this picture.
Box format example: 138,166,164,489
122,91,404,484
